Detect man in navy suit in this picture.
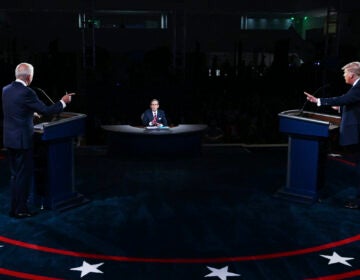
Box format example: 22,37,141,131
142,99,168,127
305,61,360,208
2,62,74,218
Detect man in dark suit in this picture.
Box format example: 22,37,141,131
305,61,360,208
142,98,168,127
2,62,74,218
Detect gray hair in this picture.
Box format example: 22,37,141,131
150,99,159,105
15,62,34,79
342,61,360,76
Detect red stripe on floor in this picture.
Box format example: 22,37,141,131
305,269,360,280
1,234,360,263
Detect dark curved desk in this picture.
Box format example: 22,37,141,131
101,124,207,157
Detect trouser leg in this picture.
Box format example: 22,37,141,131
8,148,33,214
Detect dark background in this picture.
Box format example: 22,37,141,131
1,0,360,145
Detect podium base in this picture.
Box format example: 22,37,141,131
33,193,91,212
274,187,319,204
53,193,91,212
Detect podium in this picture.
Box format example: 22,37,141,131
276,109,341,203
33,112,88,211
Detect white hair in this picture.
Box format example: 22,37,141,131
15,62,34,79
342,61,360,76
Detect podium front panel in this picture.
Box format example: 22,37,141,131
33,112,87,211
276,109,340,203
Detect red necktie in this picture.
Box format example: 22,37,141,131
152,113,157,124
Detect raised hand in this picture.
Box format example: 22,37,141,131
61,92,76,104
304,92,317,103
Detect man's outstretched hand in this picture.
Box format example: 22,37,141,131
61,92,76,104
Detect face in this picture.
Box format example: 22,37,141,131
343,69,354,85
150,100,159,112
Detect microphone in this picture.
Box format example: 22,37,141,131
299,83,330,115
32,87,55,105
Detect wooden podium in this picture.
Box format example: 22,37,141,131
276,109,341,203
33,112,88,211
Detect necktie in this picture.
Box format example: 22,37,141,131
152,112,157,124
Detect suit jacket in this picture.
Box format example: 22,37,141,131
320,81,360,146
2,81,64,149
142,109,168,126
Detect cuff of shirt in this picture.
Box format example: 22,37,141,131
317,99,321,106
60,100,66,108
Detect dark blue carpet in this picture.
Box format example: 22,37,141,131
1,145,360,280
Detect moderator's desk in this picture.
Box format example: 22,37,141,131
102,124,208,157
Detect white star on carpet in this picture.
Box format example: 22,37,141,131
70,260,104,277
205,266,240,280
320,252,354,266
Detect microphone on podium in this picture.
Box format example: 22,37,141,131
33,87,55,105
299,83,330,115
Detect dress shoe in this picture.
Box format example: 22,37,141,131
344,200,359,209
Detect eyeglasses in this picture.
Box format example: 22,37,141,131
151,104,159,105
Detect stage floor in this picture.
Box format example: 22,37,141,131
0,145,359,280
